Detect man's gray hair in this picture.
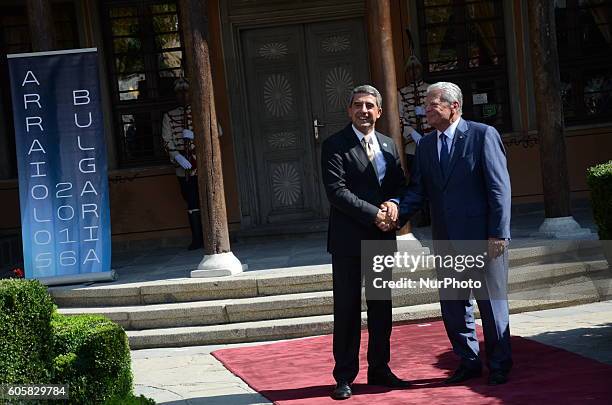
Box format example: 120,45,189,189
348,85,383,108
427,82,463,113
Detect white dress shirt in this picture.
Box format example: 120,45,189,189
352,125,387,184
436,118,461,160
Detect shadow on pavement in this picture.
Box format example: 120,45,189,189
525,322,612,365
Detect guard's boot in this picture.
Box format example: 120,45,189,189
187,210,204,250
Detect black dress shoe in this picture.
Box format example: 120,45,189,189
488,370,508,385
444,366,482,384
367,371,412,388
331,382,352,400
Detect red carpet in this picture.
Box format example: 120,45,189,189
212,321,612,404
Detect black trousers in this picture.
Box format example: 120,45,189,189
177,175,200,211
332,255,392,384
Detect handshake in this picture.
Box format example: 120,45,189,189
375,201,399,232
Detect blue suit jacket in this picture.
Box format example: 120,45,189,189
399,118,511,241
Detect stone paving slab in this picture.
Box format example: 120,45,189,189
508,301,612,365
132,345,272,404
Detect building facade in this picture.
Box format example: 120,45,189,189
0,0,611,252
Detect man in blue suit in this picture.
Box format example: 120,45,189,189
398,82,513,385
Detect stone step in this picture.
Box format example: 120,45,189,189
59,291,335,330
50,241,604,308
392,259,609,307
503,239,601,267
50,264,332,307
125,277,612,349
58,259,609,331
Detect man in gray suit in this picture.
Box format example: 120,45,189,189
398,82,513,385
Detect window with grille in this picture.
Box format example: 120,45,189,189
556,0,612,125
416,0,511,131
101,1,185,166
0,3,80,179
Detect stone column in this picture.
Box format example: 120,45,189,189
367,0,406,172
527,0,593,239
179,0,243,276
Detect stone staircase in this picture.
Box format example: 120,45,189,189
50,240,611,349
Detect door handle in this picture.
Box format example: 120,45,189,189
313,119,326,142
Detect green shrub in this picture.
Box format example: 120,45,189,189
0,281,154,403
0,279,55,384
587,160,612,240
51,314,133,404
104,393,156,405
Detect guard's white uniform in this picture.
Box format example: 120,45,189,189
398,80,432,155
161,105,197,177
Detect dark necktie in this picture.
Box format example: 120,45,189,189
439,133,450,177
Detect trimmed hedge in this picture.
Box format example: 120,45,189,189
52,314,133,404
0,279,154,404
587,160,612,240
0,279,55,384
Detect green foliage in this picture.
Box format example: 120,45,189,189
104,393,157,405
587,160,612,240
0,280,155,404
0,279,55,384
51,314,134,404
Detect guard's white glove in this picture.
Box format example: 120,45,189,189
174,154,192,170
182,129,194,139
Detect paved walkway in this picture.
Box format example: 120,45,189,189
131,299,612,404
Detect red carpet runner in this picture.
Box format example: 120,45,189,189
212,321,612,404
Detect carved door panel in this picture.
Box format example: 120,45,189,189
305,19,370,216
242,25,317,225
241,18,369,225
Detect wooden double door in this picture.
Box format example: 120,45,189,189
241,18,369,226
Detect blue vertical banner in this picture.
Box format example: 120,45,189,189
7,48,114,285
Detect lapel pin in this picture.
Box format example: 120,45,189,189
382,143,387,147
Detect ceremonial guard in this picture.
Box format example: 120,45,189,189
161,78,203,250
397,55,432,227
398,55,432,167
